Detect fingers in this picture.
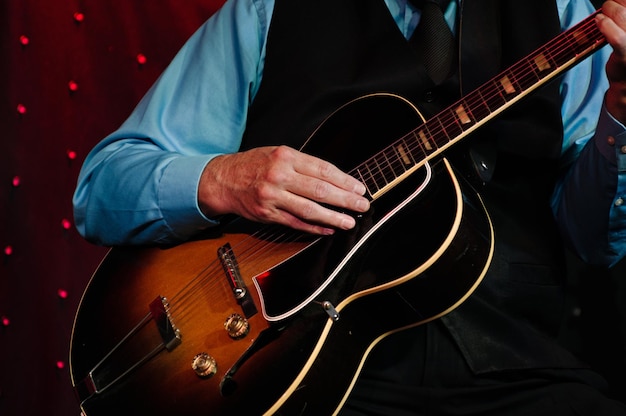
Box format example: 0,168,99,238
291,165,370,213
265,146,370,233
198,145,371,235
598,1,626,55
287,149,369,207
297,151,367,196
279,189,359,231
267,145,370,213
596,2,626,122
273,206,350,236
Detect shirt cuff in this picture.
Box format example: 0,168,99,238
595,105,626,172
159,154,220,240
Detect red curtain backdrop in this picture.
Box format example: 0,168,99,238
1,1,624,415
1,2,223,414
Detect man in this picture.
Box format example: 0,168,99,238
74,0,626,414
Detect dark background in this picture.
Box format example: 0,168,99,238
1,1,624,415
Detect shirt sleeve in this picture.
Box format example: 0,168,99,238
72,0,273,246
553,0,626,267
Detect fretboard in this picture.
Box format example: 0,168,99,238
356,10,607,200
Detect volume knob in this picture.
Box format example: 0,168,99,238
224,313,250,339
191,353,217,378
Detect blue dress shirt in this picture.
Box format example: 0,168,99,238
73,0,626,266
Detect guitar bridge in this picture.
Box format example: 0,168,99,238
218,243,258,318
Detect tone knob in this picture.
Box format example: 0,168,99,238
224,313,250,339
191,353,217,378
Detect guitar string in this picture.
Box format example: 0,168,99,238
348,13,603,194
431,14,603,152
166,232,295,327
88,13,604,390
130,11,599,342
88,225,309,386
355,14,602,191
168,225,294,309
166,223,313,324
169,13,604,320
168,13,604,322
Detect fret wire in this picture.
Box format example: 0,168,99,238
456,99,476,126
443,106,464,139
427,119,442,151
372,153,389,187
384,147,401,181
468,17,601,119
361,160,380,195
394,138,416,170
411,130,426,156
465,90,491,123
379,149,393,182
515,56,542,90
350,12,604,196
408,128,429,165
541,45,558,72
439,109,454,137
381,146,399,183
413,123,438,156
385,145,406,177
354,167,370,197
407,130,422,157
429,113,451,147
367,157,385,192
479,80,507,113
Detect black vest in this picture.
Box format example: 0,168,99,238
242,0,583,374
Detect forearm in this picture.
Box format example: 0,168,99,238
73,139,219,246
72,0,269,245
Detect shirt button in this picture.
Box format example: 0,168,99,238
608,136,615,145
621,145,626,154
424,91,434,103
616,197,624,207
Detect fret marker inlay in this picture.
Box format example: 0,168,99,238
455,105,471,124
353,11,605,202
500,75,516,94
573,29,589,46
533,53,551,72
397,144,412,165
416,130,433,151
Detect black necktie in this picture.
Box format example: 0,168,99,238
412,0,456,84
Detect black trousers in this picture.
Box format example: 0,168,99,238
341,322,626,416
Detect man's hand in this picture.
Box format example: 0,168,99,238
598,0,626,123
198,145,370,235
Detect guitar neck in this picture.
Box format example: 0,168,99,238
357,9,607,200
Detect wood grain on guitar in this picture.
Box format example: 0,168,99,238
70,10,605,415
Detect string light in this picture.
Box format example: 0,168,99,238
61,218,72,230
4,7,233,415
68,80,79,93
136,53,147,65
73,12,85,24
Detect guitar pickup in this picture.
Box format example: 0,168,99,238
218,243,258,318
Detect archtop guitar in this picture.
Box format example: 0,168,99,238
70,10,606,416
